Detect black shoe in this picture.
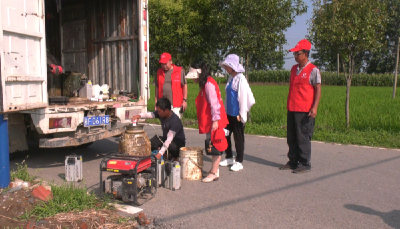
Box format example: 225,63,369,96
292,164,311,174
279,162,297,170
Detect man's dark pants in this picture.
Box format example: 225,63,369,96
287,111,315,167
150,135,185,159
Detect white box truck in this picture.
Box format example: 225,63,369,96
0,0,150,152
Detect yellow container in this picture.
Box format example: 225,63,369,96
180,147,203,180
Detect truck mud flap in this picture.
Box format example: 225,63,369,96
38,127,125,148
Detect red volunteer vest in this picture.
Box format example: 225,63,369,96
287,63,316,112
157,65,183,108
195,77,229,134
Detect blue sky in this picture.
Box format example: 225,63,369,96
283,0,313,69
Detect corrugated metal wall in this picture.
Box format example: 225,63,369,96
87,0,138,95
61,4,87,75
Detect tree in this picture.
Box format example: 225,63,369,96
216,0,307,77
311,1,397,74
309,0,389,128
149,0,222,73
363,0,400,74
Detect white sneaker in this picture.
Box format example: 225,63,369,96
230,162,243,171
219,157,235,166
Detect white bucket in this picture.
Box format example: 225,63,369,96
180,147,203,180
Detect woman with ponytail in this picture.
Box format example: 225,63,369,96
186,62,229,182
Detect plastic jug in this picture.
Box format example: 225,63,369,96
92,84,100,99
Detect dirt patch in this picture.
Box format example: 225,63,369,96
0,188,163,228
0,188,36,228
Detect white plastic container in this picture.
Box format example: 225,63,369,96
92,84,100,99
65,155,83,182
79,80,92,99
100,84,109,95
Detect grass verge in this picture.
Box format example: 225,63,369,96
10,158,37,183
2,161,136,227
20,183,110,220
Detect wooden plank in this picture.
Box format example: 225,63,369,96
3,26,43,39
44,99,145,113
6,76,45,82
62,49,87,53
92,35,136,43
2,102,47,113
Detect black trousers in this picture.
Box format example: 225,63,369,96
150,135,185,159
225,115,245,163
287,111,315,167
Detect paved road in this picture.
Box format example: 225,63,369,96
10,124,400,229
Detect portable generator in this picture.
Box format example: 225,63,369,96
100,153,157,205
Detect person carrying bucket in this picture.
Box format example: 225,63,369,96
186,62,229,182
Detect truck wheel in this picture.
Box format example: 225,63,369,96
75,142,94,148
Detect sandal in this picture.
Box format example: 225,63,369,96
202,172,219,182
202,169,219,178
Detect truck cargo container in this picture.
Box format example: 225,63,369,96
0,0,150,152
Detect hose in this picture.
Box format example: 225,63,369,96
141,123,169,160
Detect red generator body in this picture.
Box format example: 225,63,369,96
106,157,152,173
100,153,157,205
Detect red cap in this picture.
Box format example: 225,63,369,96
159,53,171,63
211,128,228,152
289,39,312,52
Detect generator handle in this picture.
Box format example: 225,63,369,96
131,154,152,173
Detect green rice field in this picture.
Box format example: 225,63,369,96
147,84,400,149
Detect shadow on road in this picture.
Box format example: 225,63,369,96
9,139,119,170
219,151,281,168
344,204,400,229
156,155,400,224
244,154,282,168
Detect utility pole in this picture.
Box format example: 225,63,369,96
393,37,400,99
0,115,10,188
337,53,340,78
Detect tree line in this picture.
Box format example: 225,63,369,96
149,0,395,128
309,0,393,127
149,0,396,75
148,0,307,75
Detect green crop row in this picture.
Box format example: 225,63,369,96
148,84,400,149
248,70,399,86
151,70,397,87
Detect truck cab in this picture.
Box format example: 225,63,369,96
0,0,150,152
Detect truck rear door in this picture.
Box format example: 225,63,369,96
0,0,47,113
139,0,150,102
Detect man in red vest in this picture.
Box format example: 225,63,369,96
279,39,321,174
154,53,188,119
